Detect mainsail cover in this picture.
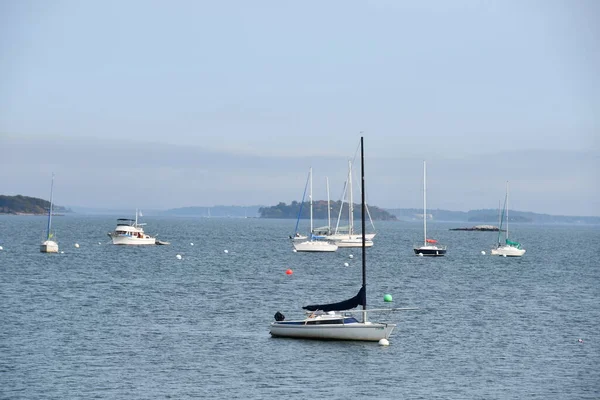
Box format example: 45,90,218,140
302,287,366,312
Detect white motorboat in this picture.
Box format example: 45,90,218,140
272,137,414,342
491,182,526,257
108,210,157,245
40,173,59,253
292,168,338,252
413,161,447,256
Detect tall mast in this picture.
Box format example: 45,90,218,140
309,167,313,238
423,161,427,247
505,181,509,241
46,173,55,240
348,160,353,236
326,177,331,233
360,137,367,320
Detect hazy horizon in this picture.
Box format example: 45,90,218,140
1,1,598,216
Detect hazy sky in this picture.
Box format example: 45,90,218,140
1,1,598,215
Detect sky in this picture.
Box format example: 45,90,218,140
1,1,598,215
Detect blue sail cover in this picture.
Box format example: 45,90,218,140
302,287,366,312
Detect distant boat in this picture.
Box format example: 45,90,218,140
413,161,447,256
491,182,526,257
271,137,414,341
40,173,59,253
108,210,159,245
315,160,375,247
292,168,338,252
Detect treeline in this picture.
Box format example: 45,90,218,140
387,208,600,224
259,200,397,220
0,195,70,214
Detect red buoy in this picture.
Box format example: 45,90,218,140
286,269,293,275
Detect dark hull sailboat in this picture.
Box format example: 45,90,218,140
270,137,400,342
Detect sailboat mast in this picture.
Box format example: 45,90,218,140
309,167,313,237
348,160,353,236
326,177,331,233
423,161,427,247
497,199,502,246
46,173,55,240
360,137,367,318
505,181,509,241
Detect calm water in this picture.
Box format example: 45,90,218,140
1,215,599,399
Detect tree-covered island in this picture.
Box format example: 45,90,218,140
0,195,70,215
259,200,397,220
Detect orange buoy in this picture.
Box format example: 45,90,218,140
285,269,293,275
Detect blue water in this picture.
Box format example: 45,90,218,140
1,215,599,399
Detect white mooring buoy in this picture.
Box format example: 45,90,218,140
378,338,390,346
349,254,354,259
74,243,79,248
481,251,486,255
344,262,349,267
224,249,229,254
176,254,182,260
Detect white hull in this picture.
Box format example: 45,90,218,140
110,235,156,245
335,238,374,248
491,245,526,257
326,233,376,241
293,240,338,252
270,322,395,341
40,240,59,253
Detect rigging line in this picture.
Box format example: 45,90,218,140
294,169,310,235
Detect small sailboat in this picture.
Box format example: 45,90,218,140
322,160,375,247
271,137,413,342
413,161,447,256
491,181,526,257
292,168,338,252
40,173,59,253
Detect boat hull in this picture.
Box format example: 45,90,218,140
270,322,395,341
293,240,338,252
40,240,59,253
413,245,447,256
491,246,526,257
109,235,156,245
335,238,374,248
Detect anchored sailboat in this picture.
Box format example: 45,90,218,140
491,181,525,257
40,173,59,253
292,168,338,252
271,137,414,342
413,161,447,256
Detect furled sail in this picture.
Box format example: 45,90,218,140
302,287,366,312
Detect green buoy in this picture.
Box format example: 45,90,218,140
383,294,393,302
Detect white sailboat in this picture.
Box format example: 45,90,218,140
271,137,414,342
324,160,374,247
413,161,447,256
491,181,526,257
40,173,59,253
292,168,338,252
